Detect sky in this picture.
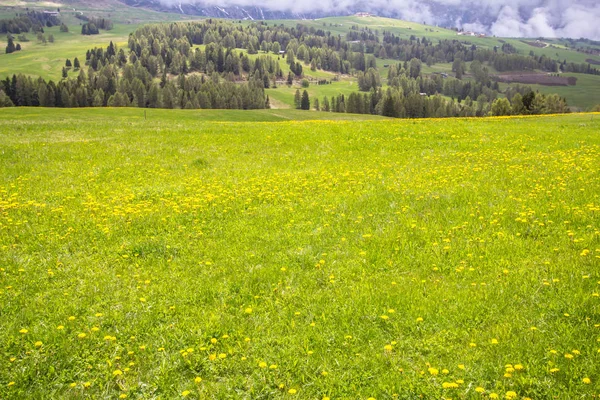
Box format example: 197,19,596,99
158,0,600,40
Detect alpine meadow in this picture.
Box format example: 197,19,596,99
1,0,600,399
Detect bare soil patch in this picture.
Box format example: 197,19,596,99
494,72,577,86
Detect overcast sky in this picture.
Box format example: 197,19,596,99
159,0,600,40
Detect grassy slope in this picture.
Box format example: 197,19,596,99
0,24,134,81
0,110,599,399
0,107,388,121
1,11,600,107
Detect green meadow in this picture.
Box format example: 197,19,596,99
1,108,599,399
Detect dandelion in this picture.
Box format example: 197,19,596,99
428,367,439,376
384,344,393,352
19,329,28,334
68,316,76,321
77,333,87,339
113,369,123,376
288,389,297,394
194,377,202,384
34,341,43,348
259,361,267,368
181,391,191,397
57,325,64,330
8,382,15,387
416,317,424,322
505,391,517,399
119,395,127,399
245,307,253,314
583,377,591,384
218,353,227,359
442,382,459,389
475,387,485,393
489,394,499,399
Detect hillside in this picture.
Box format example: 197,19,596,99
1,109,599,398
1,7,600,111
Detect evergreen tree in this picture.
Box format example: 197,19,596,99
5,35,16,54
300,90,310,110
294,89,301,109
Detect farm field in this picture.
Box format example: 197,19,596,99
1,109,599,398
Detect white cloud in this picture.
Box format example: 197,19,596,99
158,0,600,40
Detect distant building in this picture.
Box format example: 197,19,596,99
43,11,60,17
355,12,373,18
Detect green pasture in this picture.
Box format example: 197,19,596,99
0,109,599,398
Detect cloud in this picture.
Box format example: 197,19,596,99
158,0,600,40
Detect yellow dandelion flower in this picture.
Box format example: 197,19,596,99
34,341,43,348
442,382,459,389
505,391,517,399
583,377,591,384
384,344,393,352
194,377,202,384
19,329,28,334
475,387,485,393
259,361,267,368
77,333,87,339
218,353,227,359
113,369,123,376
181,390,191,397
428,367,439,376
490,394,499,399
245,307,253,314
288,389,297,394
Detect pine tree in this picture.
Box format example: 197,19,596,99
73,58,80,70
294,89,301,109
300,90,310,110
6,36,16,54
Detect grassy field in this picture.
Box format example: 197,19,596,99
1,108,599,399
517,73,600,111
0,23,134,81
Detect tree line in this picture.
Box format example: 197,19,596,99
0,11,60,34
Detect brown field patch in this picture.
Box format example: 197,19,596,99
494,72,577,86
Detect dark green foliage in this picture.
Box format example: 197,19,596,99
301,90,310,110
5,35,16,54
